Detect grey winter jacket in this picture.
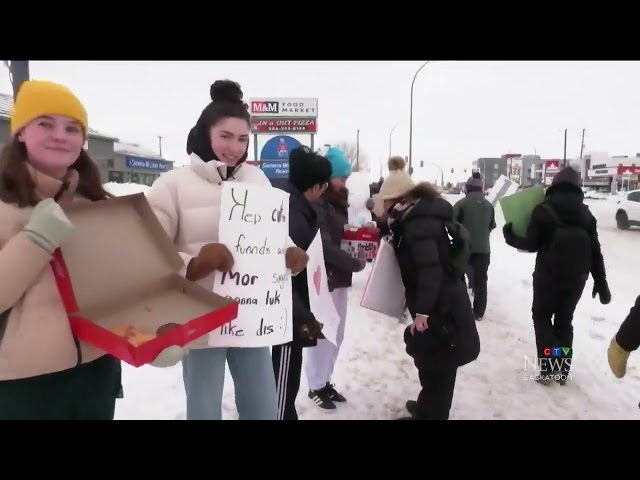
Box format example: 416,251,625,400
314,194,363,291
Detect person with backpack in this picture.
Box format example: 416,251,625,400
373,169,480,420
502,165,610,385
453,171,496,320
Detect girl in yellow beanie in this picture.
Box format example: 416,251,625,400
0,80,123,420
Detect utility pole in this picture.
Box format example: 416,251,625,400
580,128,586,158
563,128,568,167
388,123,399,158
158,135,164,157
7,61,30,100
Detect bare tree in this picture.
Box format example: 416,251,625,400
330,141,369,173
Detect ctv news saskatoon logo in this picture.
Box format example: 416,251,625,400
523,346,573,382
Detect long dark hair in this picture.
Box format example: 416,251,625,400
0,137,112,207
323,181,349,213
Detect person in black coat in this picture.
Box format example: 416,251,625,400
271,146,332,420
376,175,480,420
608,295,640,378
503,165,611,385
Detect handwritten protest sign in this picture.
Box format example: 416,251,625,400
207,182,293,348
306,231,340,345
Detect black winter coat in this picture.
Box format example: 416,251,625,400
390,188,480,371
279,181,320,348
503,168,607,290
616,295,640,353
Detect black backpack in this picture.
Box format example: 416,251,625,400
443,220,471,279
541,203,592,281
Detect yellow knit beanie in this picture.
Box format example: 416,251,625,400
10,80,88,138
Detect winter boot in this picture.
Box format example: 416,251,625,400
406,400,417,417
608,338,631,378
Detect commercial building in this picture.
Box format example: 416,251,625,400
0,92,173,185
473,155,546,189
473,151,640,192
472,158,507,189
583,151,640,192
108,142,173,186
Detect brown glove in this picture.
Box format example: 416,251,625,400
186,243,234,281
285,246,308,274
299,319,324,340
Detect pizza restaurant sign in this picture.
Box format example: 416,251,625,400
251,117,317,134
249,98,318,118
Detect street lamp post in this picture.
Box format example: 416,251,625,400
408,61,432,176
388,123,400,158
422,162,444,187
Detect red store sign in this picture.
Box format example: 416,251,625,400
251,117,317,134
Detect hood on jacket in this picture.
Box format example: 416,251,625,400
186,122,249,181
546,165,582,197
545,166,587,225
391,183,453,226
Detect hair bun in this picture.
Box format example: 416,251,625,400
210,80,244,103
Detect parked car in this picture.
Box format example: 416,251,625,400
615,189,640,230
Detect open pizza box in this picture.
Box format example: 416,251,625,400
50,193,238,367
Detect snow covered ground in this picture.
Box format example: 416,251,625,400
107,182,640,420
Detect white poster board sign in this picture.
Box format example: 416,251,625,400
486,174,519,207
360,240,406,318
208,182,293,347
306,231,340,345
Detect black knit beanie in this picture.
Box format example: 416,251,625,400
289,146,332,191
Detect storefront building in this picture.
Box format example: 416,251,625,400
586,165,640,192
106,142,173,186
0,92,173,186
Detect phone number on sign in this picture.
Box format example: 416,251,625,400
259,125,315,132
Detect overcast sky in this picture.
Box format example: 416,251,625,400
1,61,637,183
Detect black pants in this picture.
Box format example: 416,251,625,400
0,354,122,420
272,341,303,420
415,363,458,420
467,253,491,317
531,281,585,376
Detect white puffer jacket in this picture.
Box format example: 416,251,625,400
146,153,296,349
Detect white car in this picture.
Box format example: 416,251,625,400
615,189,640,230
